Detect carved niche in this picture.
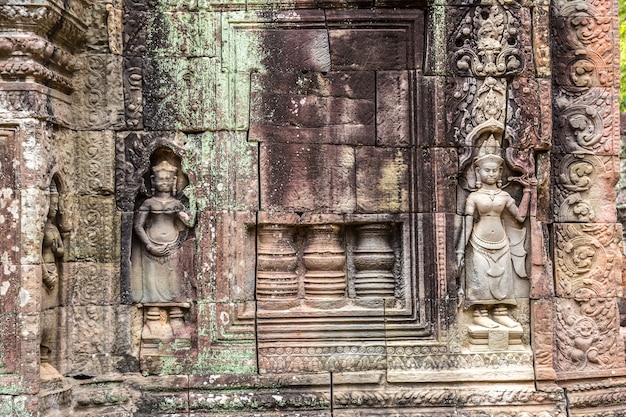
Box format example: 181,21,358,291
116,135,197,371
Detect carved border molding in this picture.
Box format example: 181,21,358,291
0,1,88,51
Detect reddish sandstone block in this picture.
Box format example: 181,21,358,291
531,299,556,382
414,147,457,214
260,143,356,213
376,71,413,147
553,223,622,299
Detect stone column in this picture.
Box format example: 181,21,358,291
550,0,626,391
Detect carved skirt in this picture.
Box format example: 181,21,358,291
464,235,516,307
131,244,182,303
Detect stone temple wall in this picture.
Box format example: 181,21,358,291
0,0,624,415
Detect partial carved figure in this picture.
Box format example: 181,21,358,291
42,184,65,294
40,179,70,381
457,135,533,330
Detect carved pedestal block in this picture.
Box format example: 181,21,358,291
138,302,193,374
468,324,523,352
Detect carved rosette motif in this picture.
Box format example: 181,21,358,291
449,5,525,78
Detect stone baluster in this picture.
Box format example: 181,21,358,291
303,225,346,298
353,223,396,298
256,225,299,300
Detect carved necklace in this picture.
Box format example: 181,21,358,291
478,188,501,201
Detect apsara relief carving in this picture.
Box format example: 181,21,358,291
130,148,196,363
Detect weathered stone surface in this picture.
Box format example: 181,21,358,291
250,71,375,146
355,147,409,213
195,211,256,302
508,77,552,151
376,71,413,147
259,143,356,212
187,131,258,211
1,0,625,414
414,147,457,213
143,57,233,131
531,299,556,382
222,11,329,73
326,10,424,71
70,196,120,263
533,3,550,77
195,301,257,374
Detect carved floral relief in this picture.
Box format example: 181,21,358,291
449,5,527,78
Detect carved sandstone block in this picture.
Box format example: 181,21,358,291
355,146,409,213
552,88,620,156
20,187,47,265
250,71,375,146
533,3,551,77
551,6,616,91
554,297,626,378
447,5,532,78
552,154,618,223
554,223,622,299
75,130,115,195
67,262,120,306
72,54,124,130
122,57,143,129
70,195,120,263
260,143,356,212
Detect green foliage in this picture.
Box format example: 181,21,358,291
621,0,626,111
